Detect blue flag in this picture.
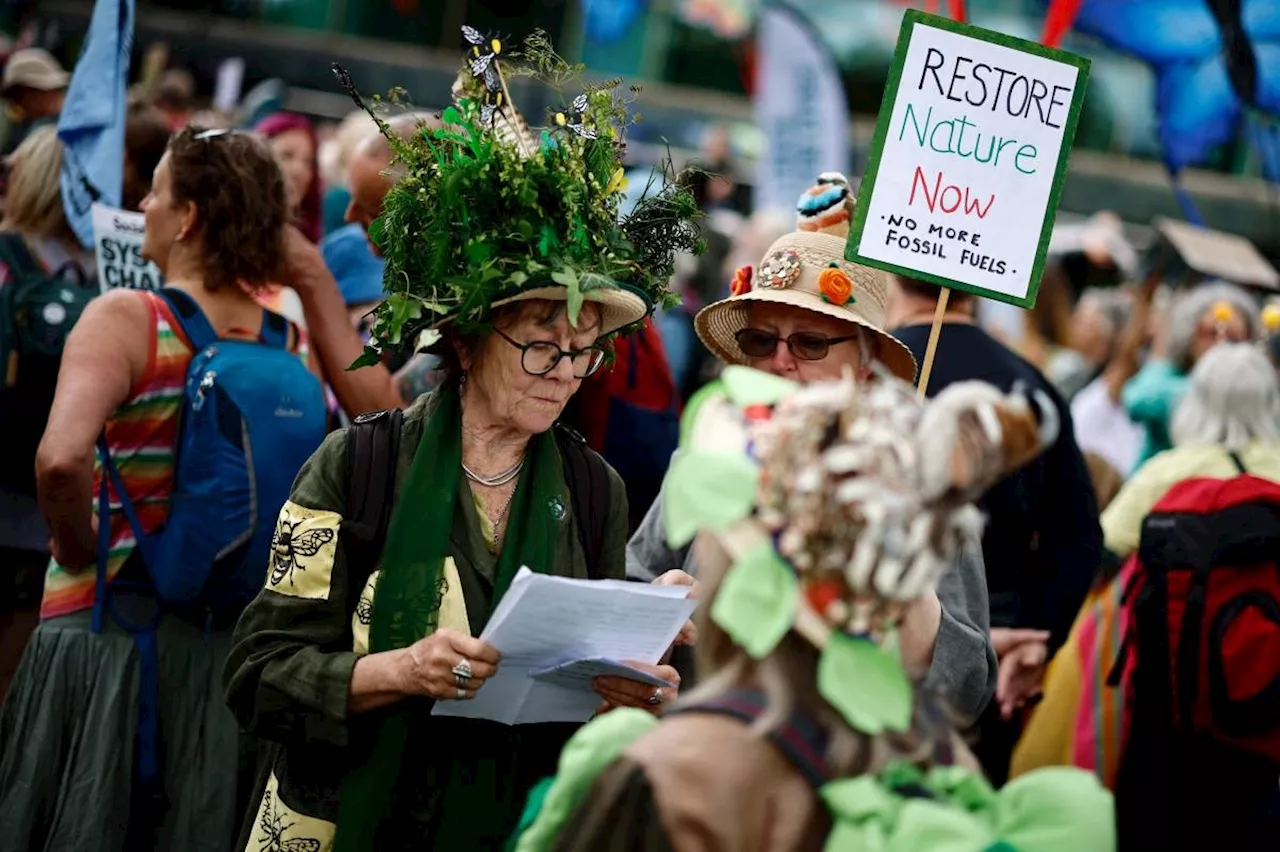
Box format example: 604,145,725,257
57,0,135,248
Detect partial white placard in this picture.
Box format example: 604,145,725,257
91,203,164,293
846,11,1090,308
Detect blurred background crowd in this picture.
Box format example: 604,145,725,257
0,0,1279,847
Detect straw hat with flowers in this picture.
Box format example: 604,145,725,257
695,172,918,383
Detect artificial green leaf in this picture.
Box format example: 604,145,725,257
709,544,797,659
821,776,898,821
662,448,757,547
677,381,726,448
578,272,615,293
566,282,584,327
367,216,387,252
551,269,583,326
822,820,879,852
346,346,382,371
720,366,798,407
817,633,913,736
538,224,559,257
441,105,462,126
550,269,579,287
508,270,529,288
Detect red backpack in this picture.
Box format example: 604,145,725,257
570,318,679,531
1113,454,1280,851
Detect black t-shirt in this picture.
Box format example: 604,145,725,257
893,321,1102,650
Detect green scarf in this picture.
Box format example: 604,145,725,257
333,388,565,851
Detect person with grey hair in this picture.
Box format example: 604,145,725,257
1102,342,1280,558
1121,281,1261,469
1070,289,1146,476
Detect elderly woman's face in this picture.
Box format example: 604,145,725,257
741,303,869,385
466,300,604,435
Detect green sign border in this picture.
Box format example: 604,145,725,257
844,9,1091,309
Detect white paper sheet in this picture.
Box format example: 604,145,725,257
432,568,696,725
531,657,676,690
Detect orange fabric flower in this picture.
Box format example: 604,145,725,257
730,265,753,297
818,265,854,306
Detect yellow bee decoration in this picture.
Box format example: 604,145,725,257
553,93,597,139
463,26,503,92
480,86,505,124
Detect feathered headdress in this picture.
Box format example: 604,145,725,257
664,367,1056,735
333,29,703,366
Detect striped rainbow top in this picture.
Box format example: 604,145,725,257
41,291,305,619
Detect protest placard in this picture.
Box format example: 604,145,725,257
847,10,1088,304
845,9,1089,392
91,203,164,293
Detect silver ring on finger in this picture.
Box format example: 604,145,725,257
452,658,473,682
454,672,468,689
456,686,468,700
646,688,664,706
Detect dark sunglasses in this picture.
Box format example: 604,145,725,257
734,328,861,361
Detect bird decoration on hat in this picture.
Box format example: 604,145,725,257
796,171,854,237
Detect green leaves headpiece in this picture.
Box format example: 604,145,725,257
332,30,703,367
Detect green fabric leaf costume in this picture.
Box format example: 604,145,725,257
507,367,1115,851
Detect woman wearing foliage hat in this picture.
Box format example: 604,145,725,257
627,174,998,724
513,367,1114,851
223,32,702,852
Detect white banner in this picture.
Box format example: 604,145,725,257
754,6,850,215
91,203,164,292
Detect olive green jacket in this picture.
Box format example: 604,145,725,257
223,395,628,851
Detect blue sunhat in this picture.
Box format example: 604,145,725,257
321,223,386,307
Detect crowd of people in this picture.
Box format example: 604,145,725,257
0,22,1278,852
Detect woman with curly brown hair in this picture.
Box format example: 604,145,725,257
0,127,313,852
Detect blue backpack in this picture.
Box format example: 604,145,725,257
93,288,326,783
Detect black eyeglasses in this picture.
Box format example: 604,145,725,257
494,328,607,378
734,328,861,361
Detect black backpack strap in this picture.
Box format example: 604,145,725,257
555,422,610,580
1228,450,1247,475
668,689,830,788
340,409,403,587
0,232,46,281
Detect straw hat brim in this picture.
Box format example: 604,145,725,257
432,285,650,337
695,288,918,383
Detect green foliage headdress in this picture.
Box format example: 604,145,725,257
333,30,702,365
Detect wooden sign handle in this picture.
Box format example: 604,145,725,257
915,287,951,399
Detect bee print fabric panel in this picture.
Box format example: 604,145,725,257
266,501,341,600
351,559,472,655
246,769,335,852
